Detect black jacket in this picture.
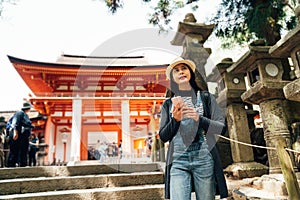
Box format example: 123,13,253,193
11,110,32,136
159,91,228,199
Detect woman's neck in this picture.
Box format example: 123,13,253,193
178,83,192,91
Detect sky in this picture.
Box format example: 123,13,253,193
0,0,247,111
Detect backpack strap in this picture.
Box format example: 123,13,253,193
201,91,211,119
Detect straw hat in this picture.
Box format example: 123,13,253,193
166,57,196,80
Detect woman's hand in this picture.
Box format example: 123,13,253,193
182,106,199,121
172,97,185,122
172,102,184,122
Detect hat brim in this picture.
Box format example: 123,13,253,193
22,106,32,110
166,59,196,80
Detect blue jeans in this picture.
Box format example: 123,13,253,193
170,144,215,200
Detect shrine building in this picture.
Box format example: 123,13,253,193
7,54,169,164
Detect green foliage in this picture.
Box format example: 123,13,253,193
104,0,123,13
101,0,200,32
147,0,200,32
285,15,297,30
101,0,298,47
148,0,172,32
212,0,297,47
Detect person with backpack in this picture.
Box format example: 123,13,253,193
159,57,228,200
7,102,33,167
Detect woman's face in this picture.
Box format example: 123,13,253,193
172,63,191,86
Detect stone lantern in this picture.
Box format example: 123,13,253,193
269,22,300,170
207,58,246,107
269,24,300,102
37,137,49,166
207,58,268,178
171,13,215,91
61,132,68,162
226,40,293,173
59,127,70,164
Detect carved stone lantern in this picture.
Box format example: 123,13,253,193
207,58,246,107
171,13,215,91
227,40,293,173
227,42,291,105
269,23,300,171
207,58,268,178
60,127,70,163
269,24,300,102
37,138,49,166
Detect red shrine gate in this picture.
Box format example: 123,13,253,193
8,54,168,163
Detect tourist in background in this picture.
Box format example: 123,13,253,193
0,117,6,168
107,143,114,157
28,133,39,166
94,140,101,160
159,58,228,200
7,102,33,167
98,141,108,163
145,132,153,158
112,142,118,157
118,140,123,159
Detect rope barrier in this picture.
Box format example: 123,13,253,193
1,135,300,156
216,134,300,154
285,148,300,154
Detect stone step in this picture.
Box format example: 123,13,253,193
0,172,164,195
0,184,165,200
0,163,161,180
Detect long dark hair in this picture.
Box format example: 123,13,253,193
167,64,202,97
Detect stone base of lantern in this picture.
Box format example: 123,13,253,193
224,161,269,179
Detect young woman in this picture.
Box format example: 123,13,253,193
159,58,228,200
